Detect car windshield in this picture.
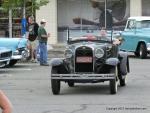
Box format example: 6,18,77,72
67,28,114,44
136,20,150,29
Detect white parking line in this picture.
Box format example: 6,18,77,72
0,68,32,71
0,74,12,77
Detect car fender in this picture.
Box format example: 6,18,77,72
50,58,64,67
105,58,119,66
50,58,70,74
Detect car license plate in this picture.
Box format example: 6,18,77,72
76,57,92,63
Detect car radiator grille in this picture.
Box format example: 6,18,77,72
0,51,12,59
75,46,93,72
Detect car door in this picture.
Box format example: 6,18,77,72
120,19,138,51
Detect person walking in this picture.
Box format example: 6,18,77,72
38,19,50,66
0,90,12,113
28,16,39,63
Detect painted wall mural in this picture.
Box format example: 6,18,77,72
57,0,130,42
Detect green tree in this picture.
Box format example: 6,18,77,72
1,0,49,37
2,0,49,15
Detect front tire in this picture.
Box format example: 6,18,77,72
68,81,74,87
9,60,18,66
139,43,147,59
109,66,118,94
119,76,126,86
119,64,127,87
51,68,60,95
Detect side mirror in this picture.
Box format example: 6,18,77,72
113,36,125,45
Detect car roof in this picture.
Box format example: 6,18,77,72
128,16,150,21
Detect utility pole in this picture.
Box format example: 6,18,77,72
23,0,26,18
9,8,12,38
21,0,27,37
104,0,107,28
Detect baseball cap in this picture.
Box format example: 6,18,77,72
41,19,46,23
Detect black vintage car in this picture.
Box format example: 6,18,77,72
50,29,130,95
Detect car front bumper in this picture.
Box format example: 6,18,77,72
11,49,29,60
147,43,150,51
51,73,115,80
0,58,10,67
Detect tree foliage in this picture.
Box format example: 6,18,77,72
1,0,49,11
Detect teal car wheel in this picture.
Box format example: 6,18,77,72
139,43,147,59
9,60,18,67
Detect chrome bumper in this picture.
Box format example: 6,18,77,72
0,58,10,67
147,47,150,51
11,55,22,60
51,73,115,80
11,49,29,60
0,58,10,62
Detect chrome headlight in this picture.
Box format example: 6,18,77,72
95,48,104,58
13,50,19,55
64,49,73,58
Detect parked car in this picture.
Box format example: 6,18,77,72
0,37,29,66
50,29,130,95
0,47,12,67
120,16,150,59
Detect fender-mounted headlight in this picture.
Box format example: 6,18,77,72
95,48,104,58
64,49,73,58
13,50,19,55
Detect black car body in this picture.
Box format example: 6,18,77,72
50,30,130,95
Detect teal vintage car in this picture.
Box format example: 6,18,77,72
0,37,29,66
120,16,150,59
0,47,12,67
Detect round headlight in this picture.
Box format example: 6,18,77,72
95,48,104,58
64,49,73,58
13,50,19,55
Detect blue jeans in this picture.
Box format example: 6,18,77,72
39,42,48,64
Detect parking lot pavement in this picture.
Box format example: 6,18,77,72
0,57,150,113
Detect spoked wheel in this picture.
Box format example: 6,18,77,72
68,81,74,87
51,67,61,95
109,66,118,94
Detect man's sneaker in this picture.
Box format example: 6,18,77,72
31,59,38,63
33,59,38,63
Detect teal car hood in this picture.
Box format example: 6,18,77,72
0,47,11,53
0,38,28,51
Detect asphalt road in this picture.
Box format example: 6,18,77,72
0,56,150,113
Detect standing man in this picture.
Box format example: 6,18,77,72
28,16,39,63
38,19,50,66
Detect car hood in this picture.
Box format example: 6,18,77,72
0,38,28,51
0,47,12,53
